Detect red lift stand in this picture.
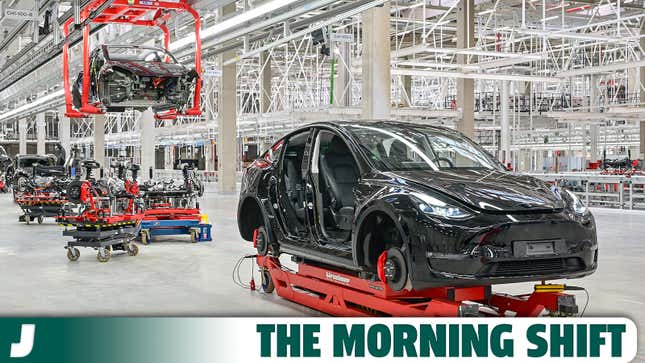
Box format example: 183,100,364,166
255,254,579,317
61,0,202,119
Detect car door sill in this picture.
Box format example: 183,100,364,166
279,244,358,271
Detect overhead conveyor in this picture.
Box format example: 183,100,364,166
61,0,203,119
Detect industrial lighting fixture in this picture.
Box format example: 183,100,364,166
170,0,301,51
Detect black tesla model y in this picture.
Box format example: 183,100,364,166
237,121,597,291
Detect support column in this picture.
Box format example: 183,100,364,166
93,114,105,173
589,75,599,162
456,0,475,138
500,81,510,164
639,21,645,169
259,51,272,114
361,3,391,120
333,31,352,107
18,118,27,155
204,141,214,172
140,109,156,181
217,3,238,192
58,107,71,156
401,75,412,107
36,113,46,155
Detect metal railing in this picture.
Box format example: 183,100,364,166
529,173,645,210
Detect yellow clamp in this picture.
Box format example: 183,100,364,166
534,283,566,293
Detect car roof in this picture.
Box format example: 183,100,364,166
300,120,464,137
16,154,52,159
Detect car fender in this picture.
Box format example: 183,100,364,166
352,196,415,267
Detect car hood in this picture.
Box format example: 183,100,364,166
390,169,566,212
109,61,188,77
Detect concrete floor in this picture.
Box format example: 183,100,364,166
0,188,642,358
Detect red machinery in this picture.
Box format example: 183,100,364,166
253,229,581,317
255,255,580,317
58,161,144,262
16,191,68,224
61,0,202,119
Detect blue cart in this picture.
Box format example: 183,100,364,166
139,219,212,244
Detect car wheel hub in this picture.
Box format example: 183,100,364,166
383,258,399,282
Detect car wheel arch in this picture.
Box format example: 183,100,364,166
238,196,274,242
352,203,410,269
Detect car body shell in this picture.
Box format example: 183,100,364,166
72,45,198,113
237,121,598,290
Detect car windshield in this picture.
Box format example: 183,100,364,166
18,157,55,168
346,124,502,171
106,46,177,64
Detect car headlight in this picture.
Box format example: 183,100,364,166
564,189,588,214
413,192,472,220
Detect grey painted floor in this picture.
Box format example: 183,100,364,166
0,188,643,358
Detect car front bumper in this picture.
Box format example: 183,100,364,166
405,211,598,289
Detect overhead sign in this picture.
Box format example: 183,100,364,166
203,66,222,78
330,33,354,43
4,8,38,20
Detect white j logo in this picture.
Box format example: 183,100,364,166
10,324,35,358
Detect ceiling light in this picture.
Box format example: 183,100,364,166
170,0,300,51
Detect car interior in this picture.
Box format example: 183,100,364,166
280,132,308,235
314,131,359,241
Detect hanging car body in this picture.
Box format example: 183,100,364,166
72,45,199,113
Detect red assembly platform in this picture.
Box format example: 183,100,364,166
255,254,580,317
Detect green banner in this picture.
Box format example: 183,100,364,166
0,317,637,362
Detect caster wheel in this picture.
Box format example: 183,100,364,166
254,227,270,256
260,268,274,293
377,247,409,292
140,231,149,245
37,216,44,224
67,248,80,262
127,243,139,256
96,248,111,263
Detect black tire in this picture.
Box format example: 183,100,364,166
37,216,44,224
381,247,408,292
261,268,275,293
255,226,269,256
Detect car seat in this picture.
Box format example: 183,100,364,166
320,136,358,230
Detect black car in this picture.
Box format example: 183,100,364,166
11,154,65,195
237,121,598,291
72,45,199,113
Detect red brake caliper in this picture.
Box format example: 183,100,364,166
253,228,259,248
376,250,388,283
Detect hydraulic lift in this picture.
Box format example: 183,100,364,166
61,0,202,119
255,253,580,317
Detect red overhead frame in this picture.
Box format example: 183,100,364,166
61,0,202,118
